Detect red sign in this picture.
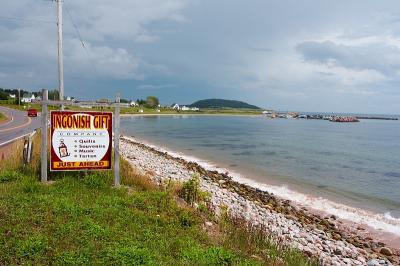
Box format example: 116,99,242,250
50,111,113,171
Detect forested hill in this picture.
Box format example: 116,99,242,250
189,99,261,109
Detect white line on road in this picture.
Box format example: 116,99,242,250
0,132,33,147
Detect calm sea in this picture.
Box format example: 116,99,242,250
121,115,400,221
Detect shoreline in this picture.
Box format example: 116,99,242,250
120,135,399,265
121,113,262,117
120,133,400,236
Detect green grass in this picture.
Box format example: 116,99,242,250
0,172,261,265
1,101,263,116
0,111,7,123
0,135,315,266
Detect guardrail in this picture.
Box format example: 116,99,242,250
0,130,37,147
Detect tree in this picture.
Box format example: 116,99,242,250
0,90,8,100
120,98,130,103
136,99,146,105
47,89,60,101
145,96,159,108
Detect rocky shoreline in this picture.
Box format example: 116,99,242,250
120,135,399,266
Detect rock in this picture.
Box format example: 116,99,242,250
334,247,342,256
367,259,380,266
379,247,393,256
363,242,370,248
356,255,366,263
332,233,341,240
205,221,213,227
303,246,313,257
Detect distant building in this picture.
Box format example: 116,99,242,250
9,94,16,99
138,109,144,113
181,106,199,111
172,103,180,110
156,109,161,113
31,95,41,103
97,98,109,103
130,101,138,107
21,94,36,103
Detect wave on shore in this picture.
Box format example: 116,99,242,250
126,136,400,238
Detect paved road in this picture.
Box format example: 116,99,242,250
0,106,41,146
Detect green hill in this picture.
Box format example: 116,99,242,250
189,99,261,109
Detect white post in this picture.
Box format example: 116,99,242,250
41,89,48,182
114,93,120,187
57,0,64,110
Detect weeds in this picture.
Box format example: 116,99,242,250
0,134,315,265
178,173,210,206
217,208,316,266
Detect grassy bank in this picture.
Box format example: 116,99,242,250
1,101,263,116
0,135,314,265
0,111,7,124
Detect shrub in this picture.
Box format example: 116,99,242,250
0,170,20,183
179,211,196,227
178,174,201,205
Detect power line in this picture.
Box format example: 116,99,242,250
64,3,99,77
0,16,55,24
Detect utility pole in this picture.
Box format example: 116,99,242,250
57,0,64,110
18,89,20,107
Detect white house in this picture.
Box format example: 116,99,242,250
172,103,180,110
130,101,138,107
21,94,36,103
138,109,144,113
9,94,16,99
181,106,199,111
262,110,273,115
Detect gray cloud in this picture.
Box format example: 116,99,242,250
296,40,400,77
1,0,400,113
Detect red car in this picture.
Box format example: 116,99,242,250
27,108,38,117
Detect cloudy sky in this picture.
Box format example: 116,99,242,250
1,0,400,114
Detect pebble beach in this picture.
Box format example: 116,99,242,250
120,135,399,266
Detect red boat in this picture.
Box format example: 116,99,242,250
329,116,359,122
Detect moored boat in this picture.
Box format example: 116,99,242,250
329,116,359,122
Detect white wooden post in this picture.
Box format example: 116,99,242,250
57,0,64,110
114,93,120,187
41,89,48,182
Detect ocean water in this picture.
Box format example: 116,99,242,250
121,115,400,233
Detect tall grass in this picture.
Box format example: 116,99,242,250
177,175,317,266
0,111,7,123
0,134,315,265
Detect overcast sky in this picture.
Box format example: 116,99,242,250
1,0,400,114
